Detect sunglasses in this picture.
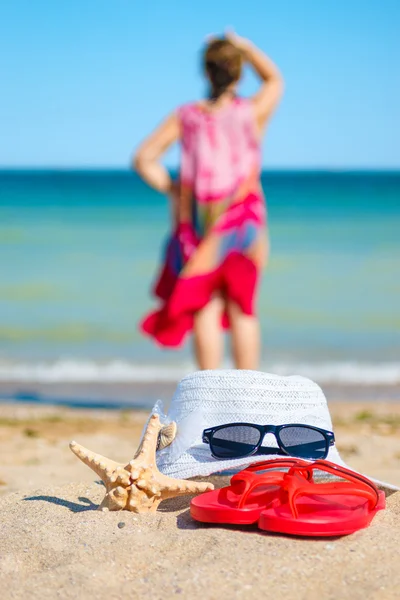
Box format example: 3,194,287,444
202,423,335,461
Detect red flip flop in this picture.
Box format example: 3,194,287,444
258,460,386,537
190,458,311,525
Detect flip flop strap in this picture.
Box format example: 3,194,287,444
243,458,310,473
289,459,379,492
281,472,379,519
231,459,312,509
288,459,380,505
236,472,286,509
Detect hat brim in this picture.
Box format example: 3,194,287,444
158,443,399,494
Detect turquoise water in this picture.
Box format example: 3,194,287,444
0,170,399,383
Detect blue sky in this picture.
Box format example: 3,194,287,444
1,0,399,168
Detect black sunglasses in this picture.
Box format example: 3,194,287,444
202,423,335,461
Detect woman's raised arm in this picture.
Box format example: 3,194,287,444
227,32,284,131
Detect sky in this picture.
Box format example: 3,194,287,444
1,0,399,169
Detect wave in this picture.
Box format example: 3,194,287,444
0,359,399,385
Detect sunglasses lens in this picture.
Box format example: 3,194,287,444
210,425,261,459
278,426,328,459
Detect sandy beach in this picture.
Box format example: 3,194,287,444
2,0,399,596
0,398,399,599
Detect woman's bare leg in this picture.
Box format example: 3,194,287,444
227,301,260,370
193,296,224,370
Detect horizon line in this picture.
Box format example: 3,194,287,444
1,166,400,173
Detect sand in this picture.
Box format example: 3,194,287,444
0,401,400,599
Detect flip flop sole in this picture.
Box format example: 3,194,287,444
258,491,385,537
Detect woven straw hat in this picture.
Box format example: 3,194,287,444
154,370,398,493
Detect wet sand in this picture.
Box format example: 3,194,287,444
0,380,399,411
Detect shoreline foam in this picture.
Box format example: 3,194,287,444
0,359,400,385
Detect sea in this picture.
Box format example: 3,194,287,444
0,170,399,407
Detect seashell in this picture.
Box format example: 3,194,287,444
157,422,177,450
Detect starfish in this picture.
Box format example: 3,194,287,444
69,414,214,513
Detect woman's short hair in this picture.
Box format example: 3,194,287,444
203,39,243,96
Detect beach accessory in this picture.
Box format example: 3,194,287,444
69,414,213,514
190,459,385,536
203,422,335,460
257,460,385,536
155,369,398,493
190,458,308,524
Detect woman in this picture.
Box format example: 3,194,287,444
134,32,283,370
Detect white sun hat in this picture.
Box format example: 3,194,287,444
154,369,398,493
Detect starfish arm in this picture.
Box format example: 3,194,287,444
99,486,128,512
156,472,214,497
69,441,124,487
133,414,161,463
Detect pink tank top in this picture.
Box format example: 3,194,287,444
178,98,261,204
